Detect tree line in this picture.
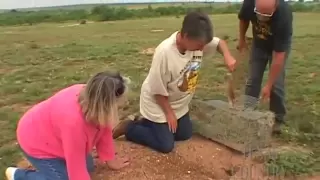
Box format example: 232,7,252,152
0,2,320,26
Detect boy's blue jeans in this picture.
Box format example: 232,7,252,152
125,112,193,153
14,151,94,180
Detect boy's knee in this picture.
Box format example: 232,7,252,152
157,140,174,153
178,131,192,141
175,114,193,141
175,129,192,141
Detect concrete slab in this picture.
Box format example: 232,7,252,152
190,99,274,154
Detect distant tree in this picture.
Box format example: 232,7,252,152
299,0,304,2
10,9,17,12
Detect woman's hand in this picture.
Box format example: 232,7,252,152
106,155,130,170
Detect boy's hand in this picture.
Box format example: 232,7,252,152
224,54,237,72
166,112,178,133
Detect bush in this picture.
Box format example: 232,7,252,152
1,2,320,26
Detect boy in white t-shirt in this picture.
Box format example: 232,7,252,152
113,11,237,153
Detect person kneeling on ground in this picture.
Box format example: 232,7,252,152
112,11,237,153
6,71,130,180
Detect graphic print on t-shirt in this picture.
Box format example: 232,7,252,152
177,55,202,93
253,20,272,40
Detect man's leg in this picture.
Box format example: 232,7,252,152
268,49,290,134
125,119,175,153
174,113,193,141
245,45,269,108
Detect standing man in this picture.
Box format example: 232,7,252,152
113,11,237,153
237,0,293,134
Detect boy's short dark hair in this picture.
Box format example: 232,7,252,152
181,11,213,43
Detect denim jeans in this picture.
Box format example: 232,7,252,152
14,151,94,180
125,112,193,153
245,43,291,124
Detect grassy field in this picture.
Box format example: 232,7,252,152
0,13,319,176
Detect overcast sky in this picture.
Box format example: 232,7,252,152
0,0,302,10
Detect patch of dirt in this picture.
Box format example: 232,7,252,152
0,68,9,74
93,138,217,180
0,31,16,34
58,24,80,28
9,103,32,113
308,175,320,180
140,48,155,56
16,135,319,180
150,29,164,32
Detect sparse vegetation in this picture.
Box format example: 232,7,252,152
265,151,317,176
0,2,319,179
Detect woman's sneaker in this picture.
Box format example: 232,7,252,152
5,167,18,180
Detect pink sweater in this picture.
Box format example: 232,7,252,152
17,84,115,180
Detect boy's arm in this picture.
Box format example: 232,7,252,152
147,50,174,117
204,38,236,72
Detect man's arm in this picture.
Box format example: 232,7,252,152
238,0,252,41
239,20,250,42
267,20,292,87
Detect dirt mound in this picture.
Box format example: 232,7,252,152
94,137,217,180
93,135,262,180
17,135,266,180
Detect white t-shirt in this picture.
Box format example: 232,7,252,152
140,31,220,123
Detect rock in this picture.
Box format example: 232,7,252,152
190,99,274,154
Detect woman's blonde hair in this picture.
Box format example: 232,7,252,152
78,70,129,126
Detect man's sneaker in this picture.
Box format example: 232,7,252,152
272,122,283,135
5,167,17,180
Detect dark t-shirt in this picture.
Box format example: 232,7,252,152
238,0,293,52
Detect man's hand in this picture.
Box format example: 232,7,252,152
237,38,248,53
261,84,272,103
106,155,130,170
166,112,178,133
224,54,237,72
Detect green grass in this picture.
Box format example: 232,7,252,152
0,13,319,177
265,150,317,176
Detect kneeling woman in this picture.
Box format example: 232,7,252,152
6,71,130,180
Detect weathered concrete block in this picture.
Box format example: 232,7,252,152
190,99,274,154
